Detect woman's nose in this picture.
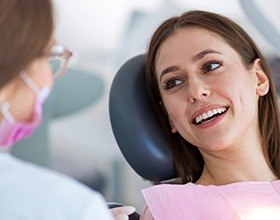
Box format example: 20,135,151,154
187,78,210,103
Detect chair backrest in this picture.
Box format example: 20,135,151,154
109,55,177,182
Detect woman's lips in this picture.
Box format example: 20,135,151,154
192,106,229,125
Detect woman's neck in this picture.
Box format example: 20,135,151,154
196,144,277,186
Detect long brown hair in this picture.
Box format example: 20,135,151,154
0,0,54,88
145,10,280,183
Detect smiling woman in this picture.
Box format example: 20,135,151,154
140,10,280,220
155,27,266,153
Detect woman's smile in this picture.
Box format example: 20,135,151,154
192,105,229,125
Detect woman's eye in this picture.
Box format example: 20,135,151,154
163,79,183,90
202,60,222,73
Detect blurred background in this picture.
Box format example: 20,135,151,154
10,0,280,212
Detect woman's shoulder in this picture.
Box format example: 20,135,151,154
0,154,112,219
0,154,98,197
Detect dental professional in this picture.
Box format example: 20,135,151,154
141,10,280,219
0,0,134,219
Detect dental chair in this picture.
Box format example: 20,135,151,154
109,55,178,219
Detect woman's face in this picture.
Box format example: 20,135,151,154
5,41,54,122
155,27,268,153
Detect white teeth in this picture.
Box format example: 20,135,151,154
202,113,207,120
207,110,214,117
194,107,227,124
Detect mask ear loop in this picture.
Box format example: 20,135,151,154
20,71,51,105
0,71,35,124
20,71,40,95
0,102,14,123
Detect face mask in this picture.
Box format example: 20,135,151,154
0,72,51,147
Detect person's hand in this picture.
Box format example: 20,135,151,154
111,206,136,220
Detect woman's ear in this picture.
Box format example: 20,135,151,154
253,58,269,96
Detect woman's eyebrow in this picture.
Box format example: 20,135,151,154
160,65,179,81
192,49,222,62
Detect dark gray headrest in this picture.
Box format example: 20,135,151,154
109,55,176,182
